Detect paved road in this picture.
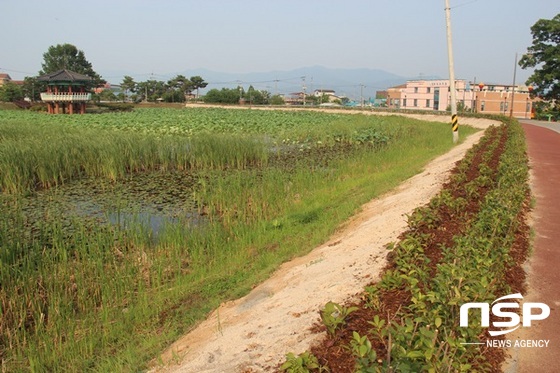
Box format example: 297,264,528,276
507,120,560,372
521,119,560,134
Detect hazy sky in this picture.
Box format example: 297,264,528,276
2,0,559,86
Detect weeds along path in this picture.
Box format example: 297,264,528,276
153,115,498,373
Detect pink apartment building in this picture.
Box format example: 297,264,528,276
387,79,535,118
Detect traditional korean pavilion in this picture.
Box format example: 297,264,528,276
38,69,92,114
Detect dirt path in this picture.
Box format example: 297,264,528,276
504,122,560,373
153,116,497,373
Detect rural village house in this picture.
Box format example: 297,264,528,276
0,73,24,87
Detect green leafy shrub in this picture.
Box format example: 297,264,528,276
320,301,359,336
280,351,328,372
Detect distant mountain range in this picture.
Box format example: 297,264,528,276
101,66,439,100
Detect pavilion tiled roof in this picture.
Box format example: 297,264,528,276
37,69,92,82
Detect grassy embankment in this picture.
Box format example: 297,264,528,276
0,108,477,371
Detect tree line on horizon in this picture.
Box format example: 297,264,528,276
1,43,287,105
0,44,210,104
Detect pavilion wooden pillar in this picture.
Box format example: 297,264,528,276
68,85,74,114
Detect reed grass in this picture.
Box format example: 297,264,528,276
0,108,478,371
0,120,268,194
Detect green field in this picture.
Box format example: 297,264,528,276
0,107,477,372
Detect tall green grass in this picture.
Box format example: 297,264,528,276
0,109,478,371
0,121,268,194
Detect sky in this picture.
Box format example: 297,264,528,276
2,0,559,88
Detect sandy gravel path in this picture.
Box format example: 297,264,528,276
153,114,497,373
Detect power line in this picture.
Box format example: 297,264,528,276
452,0,478,9
0,67,36,75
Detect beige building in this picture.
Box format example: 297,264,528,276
474,84,534,118
0,73,13,86
314,89,340,103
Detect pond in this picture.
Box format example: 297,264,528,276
17,170,203,243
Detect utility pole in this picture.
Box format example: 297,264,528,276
444,0,459,143
510,53,518,118
360,84,365,108
301,76,306,106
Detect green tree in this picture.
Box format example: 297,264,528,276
190,75,208,98
39,43,105,88
245,85,269,105
137,79,166,102
269,94,285,105
93,89,117,102
167,75,193,102
0,82,23,102
162,90,185,103
22,77,42,101
203,87,241,104
120,76,137,101
519,13,560,104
